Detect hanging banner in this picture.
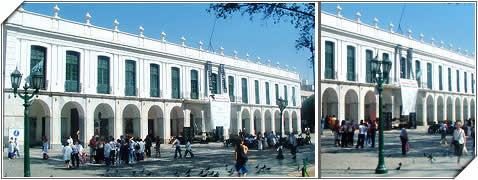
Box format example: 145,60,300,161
209,94,231,130
400,79,418,115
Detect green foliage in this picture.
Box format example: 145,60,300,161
207,3,315,68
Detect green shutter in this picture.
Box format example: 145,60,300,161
346,46,355,81
415,61,421,88
30,46,46,89
366,50,373,83
65,51,80,92
325,41,335,79
228,76,235,102
275,84,279,105
292,87,296,106
97,56,110,94
449,68,452,91
125,60,136,96
383,53,390,84
265,82,270,105
255,80,260,104
211,73,218,94
465,72,467,93
439,66,443,90
242,78,248,103
190,70,198,99
171,67,180,99
284,85,288,103
400,57,406,79
150,64,159,97
427,63,432,89
457,70,460,92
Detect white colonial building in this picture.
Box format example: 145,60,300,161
3,6,301,147
321,6,476,127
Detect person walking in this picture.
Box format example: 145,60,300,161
356,120,366,148
400,128,409,156
63,143,73,169
172,138,182,159
104,140,111,166
88,136,97,163
257,133,263,151
340,120,347,148
42,136,49,160
288,132,298,159
109,139,116,165
71,141,80,168
139,138,145,160
155,137,161,158
235,138,249,177
332,120,340,147
13,138,20,158
451,122,466,163
184,140,194,158
370,120,377,148
440,121,448,145
8,139,15,159
145,136,152,158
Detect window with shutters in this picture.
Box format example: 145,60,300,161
255,80,260,104
265,82,270,105
325,41,335,79
415,60,421,88
383,53,390,84
284,85,288,104
190,70,198,99
366,50,373,83
439,66,443,90
275,84,279,105
171,67,180,99
448,68,452,91
150,64,160,97
427,63,432,89
400,57,406,79
228,76,235,102
30,45,47,89
465,72,467,93
125,60,136,96
97,56,110,94
457,70,460,92
292,87,296,106
65,51,80,92
211,73,218,94
242,78,248,103
346,46,355,81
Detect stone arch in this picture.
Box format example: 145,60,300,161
93,103,115,138
253,109,262,135
446,96,453,122
148,105,164,139
455,98,462,122
123,104,141,138
344,89,359,122
241,108,251,134
416,94,425,125
28,99,51,146
274,110,281,135
292,111,299,134
322,88,338,118
284,110,291,134
265,110,273,133
437,96,445,122
61,101,85,143
426,95,435,125
364,91,376,121
463,98,469,121
170,106,184,137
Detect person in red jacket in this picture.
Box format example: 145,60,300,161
88,136,97,163
332,120,341,146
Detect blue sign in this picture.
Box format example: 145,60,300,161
13,130,20,136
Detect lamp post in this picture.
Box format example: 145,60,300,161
10,68,43,177
277,97,288,137
371,55,392,174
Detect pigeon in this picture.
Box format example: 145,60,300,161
132,170,136,175
255,164,259,168
205,166,211,171
387,154,392,157
185,172,191,177
266,167,271,171
198,169,204,175
49,174,53,177
209,171,215,176
213,172,219,177
261,165,266,169
145,172,152,176
185,169,191,174
200,173,208,177
396,162,402,170
347,166,351,171
256,169,261,174
174,171,180,177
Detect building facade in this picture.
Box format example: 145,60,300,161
321,8,476,127
3,7,301,147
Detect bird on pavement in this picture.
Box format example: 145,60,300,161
213,172,219,177
347,166,351,171
205,166,211,171
256,169,261,174
200,173,208,177
174,170,180,177
266,167,271,171
145,172,152,176
185,169,191,174
198,169,204,175
209,171,215,176
261,165,266,169
396,162,402,170
132,170,136,175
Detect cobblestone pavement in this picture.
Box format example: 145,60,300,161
321,128,475,177
3,135,316,177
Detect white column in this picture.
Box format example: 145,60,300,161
163,107,171,143
260,109,266,135
114,101,122,139
184,109,191,128
140,104,148,139
201,110,206,135
51,97,62,146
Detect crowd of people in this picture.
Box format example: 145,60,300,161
328,118,378,149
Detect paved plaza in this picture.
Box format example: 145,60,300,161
321,128,475,177
3,135,316,177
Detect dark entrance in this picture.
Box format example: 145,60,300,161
125,119,134,135
148,119,154,136
71,108,79,138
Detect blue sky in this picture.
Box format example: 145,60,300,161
22,3,315,83
322,3,476,54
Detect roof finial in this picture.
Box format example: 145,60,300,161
355,12,361,22
220,46,224,55
180,36,186,46
53,4,60,18
336,5,342,17
431,37,435,46
256,57,261,64
113,19,119,31
85,12,91,25
161,32,166,42
389,23,394,33
440,40,444,48
199,41,203,50
420,33,424,42
373,17,379,28
408,29,412,39
138,26,144,37
233,50,238,58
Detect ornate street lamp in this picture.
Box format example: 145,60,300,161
10,67,43,177
371,55,392,174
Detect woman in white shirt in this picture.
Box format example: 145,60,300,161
63,143,73,168
451,122,466,163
